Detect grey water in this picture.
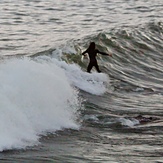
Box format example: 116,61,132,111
1,0,162,56
0,0,163,163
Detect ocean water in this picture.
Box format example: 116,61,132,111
0,0,163,162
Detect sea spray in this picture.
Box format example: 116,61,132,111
0,58,80,151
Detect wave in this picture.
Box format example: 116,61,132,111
26,21,163,95
0,54,110,151
52,21,163,93
31,22,163,94
0,21,162,151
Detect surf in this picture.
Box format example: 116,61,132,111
0,58,80,151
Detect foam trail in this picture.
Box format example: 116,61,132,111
50,58,110,95
0,58,79,151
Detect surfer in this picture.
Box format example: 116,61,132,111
82,42,112,73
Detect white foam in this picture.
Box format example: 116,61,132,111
0,58,80,151
118,118,139,127
51,58,110,95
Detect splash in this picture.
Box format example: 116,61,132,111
0,58,80,151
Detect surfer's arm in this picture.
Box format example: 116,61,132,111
82,50,88,56
97,50,112,57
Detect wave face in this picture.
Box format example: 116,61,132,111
0,58,80,151
33,22,163,95
66,22,163,92
104,22,163,92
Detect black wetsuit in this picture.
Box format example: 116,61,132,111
82,49,108,73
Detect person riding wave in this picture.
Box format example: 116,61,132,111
82,42,112,73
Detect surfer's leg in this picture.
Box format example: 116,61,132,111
95,63,101,73
87,63,93,73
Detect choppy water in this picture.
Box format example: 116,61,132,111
0,0,163,162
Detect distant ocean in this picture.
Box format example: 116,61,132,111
0,0,163,162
